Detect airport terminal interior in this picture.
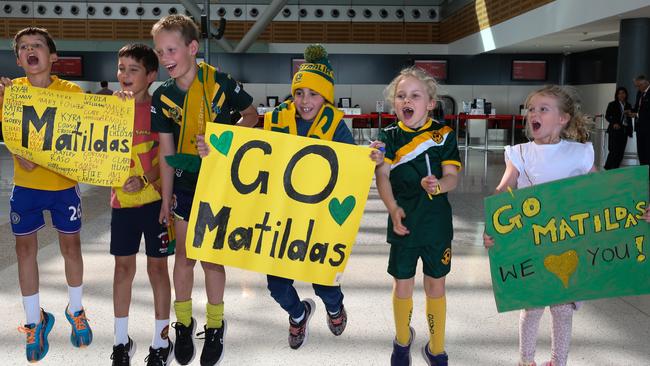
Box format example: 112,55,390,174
0,0,649,365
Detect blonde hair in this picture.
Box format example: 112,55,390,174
151,14,200,45
524,85,592,143
384,66,438,111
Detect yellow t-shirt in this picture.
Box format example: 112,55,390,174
6,76,82,191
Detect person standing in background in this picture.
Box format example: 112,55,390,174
603,86,632,169
632,75,650,172
96,80,113,95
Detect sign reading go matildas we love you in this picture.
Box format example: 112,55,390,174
485,166,650,312
186,124,375,285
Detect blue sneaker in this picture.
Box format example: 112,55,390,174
390,327,415,366
65,305,93,347
422,343,448,366
19,310,55,362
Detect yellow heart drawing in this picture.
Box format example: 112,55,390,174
543,250,579,288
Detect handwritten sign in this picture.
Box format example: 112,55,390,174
484,166,650,312
186,124,375,285
1,85,134,186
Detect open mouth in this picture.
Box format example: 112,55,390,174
165,64,177,73
27,54,39,65
402,107,414,120
531,121,541,131
120,81,133,89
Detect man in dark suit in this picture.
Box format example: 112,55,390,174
632,75,650,170
604,86,633,169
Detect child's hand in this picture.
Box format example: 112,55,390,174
0,77,13,106
112,90,134,101
389,206,410,236
368,141,385,166
15,155,36,171
196,134,209,158
483,232,495,248
643,207,650,223
421,175,440,194
122,175,144,193
159,199,172,226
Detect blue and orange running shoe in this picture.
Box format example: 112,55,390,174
18,310,55,363
64,305,93,347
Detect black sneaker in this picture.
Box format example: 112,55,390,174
172,318,196,365
391,327,415,366
326,304,347,336
145,341,174,366
111,337,136,366
288,298,315,350
198,319,227,366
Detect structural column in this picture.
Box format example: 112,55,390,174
617,18,650,93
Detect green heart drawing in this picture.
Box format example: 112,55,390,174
329,196,356,226
209,131,234,156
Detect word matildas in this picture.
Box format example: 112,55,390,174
492,197,647,245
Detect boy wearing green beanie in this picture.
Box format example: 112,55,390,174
263,44,354,350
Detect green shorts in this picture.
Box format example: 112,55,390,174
387,242,452,280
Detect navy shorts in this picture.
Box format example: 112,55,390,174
110,200,174,257
172,189,194,222
10,185,82,236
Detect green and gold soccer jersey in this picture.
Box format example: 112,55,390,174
379,119,461,248
151,69,253,191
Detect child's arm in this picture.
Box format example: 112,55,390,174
484,160,520,248
0,76,11,110
375,162,410,236
495,160,519,193
421,164,459,195
158,132,175,225
235,105,259,128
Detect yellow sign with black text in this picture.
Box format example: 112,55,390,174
186,124,375,285
1,85,134,186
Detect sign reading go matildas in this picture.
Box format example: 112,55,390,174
186,123,375,285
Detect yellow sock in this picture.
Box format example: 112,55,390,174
393,294,413,345
206,302,224,329
174,299,193,328
426,295,446,354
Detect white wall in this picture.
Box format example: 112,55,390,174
573,83,616,126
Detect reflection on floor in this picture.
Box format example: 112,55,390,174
0,145,648,365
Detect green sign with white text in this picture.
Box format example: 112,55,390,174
484,166,650,312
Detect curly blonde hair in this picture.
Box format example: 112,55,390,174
384,66,438,112
524,85,593,143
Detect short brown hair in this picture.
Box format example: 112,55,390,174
151,14,200,45
118,43,159,74
13,27,56,56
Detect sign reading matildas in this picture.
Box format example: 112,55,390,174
484,166,650,312
1,84,134,186
186,123,375,285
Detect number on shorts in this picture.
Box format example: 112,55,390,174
68,204,82,221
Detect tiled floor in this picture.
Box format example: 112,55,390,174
0,145,648,365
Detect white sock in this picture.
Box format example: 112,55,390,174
23,293,40,325
291,311,305,323
114,316,129,346
67,285,83,314
152,319,170,349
